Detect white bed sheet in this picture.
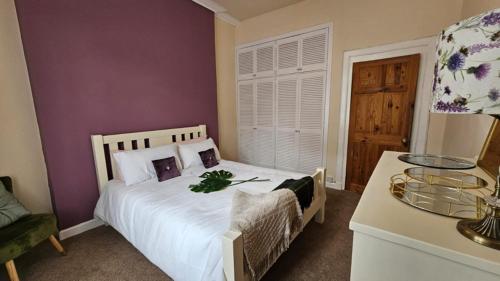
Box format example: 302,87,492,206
94,160,306,281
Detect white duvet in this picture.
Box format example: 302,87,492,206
94,160,306,281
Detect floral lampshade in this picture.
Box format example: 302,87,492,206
431,8,500,114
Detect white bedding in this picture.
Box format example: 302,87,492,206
94,160,306,281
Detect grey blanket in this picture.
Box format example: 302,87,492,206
230,189,304,281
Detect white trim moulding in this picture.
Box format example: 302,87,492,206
59,218,104,240
192,0,240,26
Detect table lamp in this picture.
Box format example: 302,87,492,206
431,8,500,249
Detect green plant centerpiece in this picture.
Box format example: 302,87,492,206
189,170,270,193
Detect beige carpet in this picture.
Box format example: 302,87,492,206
0,189,360,281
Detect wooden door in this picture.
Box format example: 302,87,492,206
346,54,420,193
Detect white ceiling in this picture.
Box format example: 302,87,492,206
212,0,303,21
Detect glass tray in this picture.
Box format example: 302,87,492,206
390,174,486,219
398,154,476,169
404,167,488,189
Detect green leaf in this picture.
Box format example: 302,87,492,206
189,170,234,193
200,170,233,180
188,170,270,194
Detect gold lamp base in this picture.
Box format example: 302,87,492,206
457,215,500,250
457,176,500,251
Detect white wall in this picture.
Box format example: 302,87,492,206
216,0,499,178
0,0,52,213
215,17,238,161
218,0,464,181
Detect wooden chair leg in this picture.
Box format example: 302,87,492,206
49,235,66,256
5,260,20,281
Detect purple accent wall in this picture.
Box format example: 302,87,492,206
15,0,217,229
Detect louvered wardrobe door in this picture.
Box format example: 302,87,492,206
298,72,326,174
238,81,255,164
237,48,255,80
276,76,299,171
239,128,254,164
238,81,254,128
255,78,275,167
255,42,275,78
300,29,328,72
277,35,300,75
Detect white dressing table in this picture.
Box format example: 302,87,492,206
349,151,500,281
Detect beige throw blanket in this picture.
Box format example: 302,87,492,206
230,189,304,281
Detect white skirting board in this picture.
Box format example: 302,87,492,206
325,182,342,190
59,218,104,240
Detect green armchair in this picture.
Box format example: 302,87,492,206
0,177,66,281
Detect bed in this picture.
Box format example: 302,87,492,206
91,125,326,281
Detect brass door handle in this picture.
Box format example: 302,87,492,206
401,137,408,145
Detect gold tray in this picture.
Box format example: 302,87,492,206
404,167,488,189
390,174,486,219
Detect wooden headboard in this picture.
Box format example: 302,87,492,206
91,125,207,193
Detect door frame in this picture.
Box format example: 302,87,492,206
336,36,437,190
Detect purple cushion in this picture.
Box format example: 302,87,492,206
199,148,219,168
152,156,181,182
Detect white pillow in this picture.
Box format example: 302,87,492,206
113,144,182,186
178,138,221,169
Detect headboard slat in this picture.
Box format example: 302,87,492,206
109,142,120,180
91,125,207,193
138,139,146,149
124,141,132,151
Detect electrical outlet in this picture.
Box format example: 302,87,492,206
326,176,334,183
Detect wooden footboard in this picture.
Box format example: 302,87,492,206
223,168,327,281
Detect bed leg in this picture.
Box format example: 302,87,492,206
223,230,244,281
314,167,326,224
314,201,325,224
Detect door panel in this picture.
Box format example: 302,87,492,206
255,43,275,78
301,29,328,72
298,131,322,174
256,79,274,127
346,54,420,193
237,48,255,80
276,76,298,128
239,128,254,164
255,79,275,167
276,75,299,171
299,72,325,130
238,82,254,128
276,130,299,171
277,36,300,75
255,128,275,167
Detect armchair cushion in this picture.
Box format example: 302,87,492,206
0,181,30,228
0,214,58,264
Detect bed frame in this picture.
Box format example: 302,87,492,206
91,125,326,281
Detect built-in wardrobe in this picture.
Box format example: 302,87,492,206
236,26,331,174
